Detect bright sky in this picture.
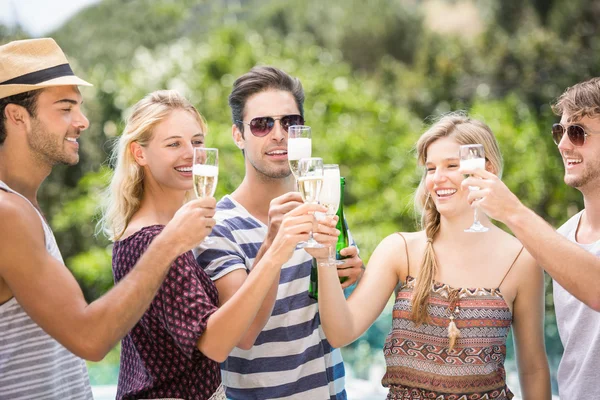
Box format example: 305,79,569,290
0,0,100,37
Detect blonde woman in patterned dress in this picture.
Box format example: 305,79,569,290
101,90,337,400
315,113,551,399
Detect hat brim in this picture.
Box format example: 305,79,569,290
0,75,93,99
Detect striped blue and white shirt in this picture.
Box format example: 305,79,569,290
195,195,346,400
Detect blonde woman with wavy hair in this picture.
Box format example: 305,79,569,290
102,90,333,400
316,113,551,399
100,90,206,241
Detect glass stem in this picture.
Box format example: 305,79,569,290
308,205,318,244
328,244,336,264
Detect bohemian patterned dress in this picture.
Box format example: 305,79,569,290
381,234,523,400
112,225,225,400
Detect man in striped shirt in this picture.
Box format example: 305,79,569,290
195,66,364,399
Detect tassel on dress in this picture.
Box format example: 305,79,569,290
447,316,460,351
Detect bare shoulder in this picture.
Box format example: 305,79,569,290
0,192,46,273
375,231,411,256
0,192,44,238
496,231,536,270
370,231,427,281
399,230,428,246
511,246,540,276
118,214,161,241
494,231,542,292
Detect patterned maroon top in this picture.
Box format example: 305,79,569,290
112,225,221,400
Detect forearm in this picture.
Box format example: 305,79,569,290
198,257,281,361
78,235,178,359
236,272,279,349
231,237,279,348
519,365,551,400
317,264,358,348
506,205,600,310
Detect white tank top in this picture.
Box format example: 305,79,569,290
554,210,600,400
0,180,93,400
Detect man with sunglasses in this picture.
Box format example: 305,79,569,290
460,77,600,400
195,66,364,399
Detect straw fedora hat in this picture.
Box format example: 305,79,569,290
0,38,92,100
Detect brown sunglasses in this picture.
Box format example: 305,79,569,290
552,123,599,147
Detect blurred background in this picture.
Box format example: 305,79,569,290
3,0,599,398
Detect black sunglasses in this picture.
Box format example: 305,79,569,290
552,123,597,147
237,114,304,137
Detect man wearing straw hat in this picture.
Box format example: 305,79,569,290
0,38,217,399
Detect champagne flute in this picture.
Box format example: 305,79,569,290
459,144,488,233
193,147,219,244
318,164,344,265
288,125,312,183
297,157,325,249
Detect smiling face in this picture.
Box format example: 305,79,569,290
234,89,299,181
135,108,205,192
557,114,600,192
26,85,89,166
424,136,472,217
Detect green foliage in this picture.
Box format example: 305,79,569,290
8,0,597,390
87,344,121,385
0,23,29,43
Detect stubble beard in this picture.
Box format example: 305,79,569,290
564,161,600,192
249,158,293,182
28,119,79,166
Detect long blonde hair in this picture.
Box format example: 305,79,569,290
99,90,208,241
411,112,503,325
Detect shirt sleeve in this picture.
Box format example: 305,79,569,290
126,228,219,359
144,250,219,359
194,217,249,281
113,226,220,359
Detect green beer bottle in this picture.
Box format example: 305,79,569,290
308,257,319,300
308,177,349,300
335,177,350,283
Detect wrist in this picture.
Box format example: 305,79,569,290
153,230,185,259
505,202,532,232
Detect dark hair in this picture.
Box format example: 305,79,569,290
0,90,42,145
228,66,305,137
552,77,600,123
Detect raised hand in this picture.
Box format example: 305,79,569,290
265,192,305,243
266,202,332,266
161,197,217,254
303,215,340,261
459,166,524,224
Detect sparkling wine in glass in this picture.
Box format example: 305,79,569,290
288,125,312,181
193,147,218,244
459,144,488,233
297,157,324,249
318,164,344,265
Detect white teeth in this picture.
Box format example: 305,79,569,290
65,137,78,142
175,167,192,172
566,158,582,164
436,189,457,196
268,150,287,155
